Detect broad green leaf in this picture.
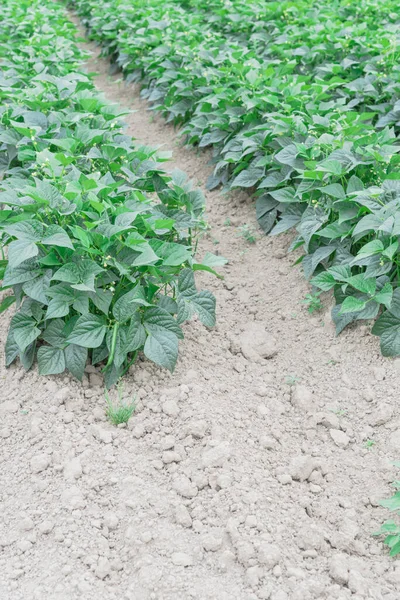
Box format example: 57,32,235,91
144,329,179,372
10,313,41,352
8,240,39,268
374,282,393,309
144,307,183,339
113,286,150,322
66,314,107,348
37,346,66,376
42,225,74,249
0,295,16,314
339,296,367,314
65,344,87,381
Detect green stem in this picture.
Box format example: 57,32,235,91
121,350,138,377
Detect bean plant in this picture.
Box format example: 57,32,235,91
0,0,219,387
69,0,400,356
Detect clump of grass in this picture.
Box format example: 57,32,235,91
237,224,257,244
105,383,136,425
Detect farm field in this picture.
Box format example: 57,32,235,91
1,1,400,600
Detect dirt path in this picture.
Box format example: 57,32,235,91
1,15,400,600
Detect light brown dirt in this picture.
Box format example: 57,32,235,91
1,15,400,600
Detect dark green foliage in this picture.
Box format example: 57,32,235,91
69,0,400,354
0,0,218,386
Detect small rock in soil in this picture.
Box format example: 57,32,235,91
30,453,50,474
257,543,281,569
202,441,231,469
239,322,278,362
173,475,198,498
330,429,350,448
291,385,316,413
171,552,193,567
289,455,319,482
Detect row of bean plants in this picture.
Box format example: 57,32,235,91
0,0,217,387
71,0,400,355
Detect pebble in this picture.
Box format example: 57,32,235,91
160,400,179,417
162,435,175,450
54,388,70,405
0,427,11,439
201,442,231,469
0,400,19,413
186,419,208,439
373,367,385,381
368,404,394,427
257,543,281,569
239,322,278,361
104,512,119,531
329,429,350,448
61,486,86,510
63,457,82,480
289,455,319,482
91,425,112,444
277,473,292,485
259,436,276,450
171,552,193,567
18,516,34,532
38,521,54,535
30,453,50,474
315,412,340,430
162,451,181,464
95,556,111,579
175,505,192,528
62,412,74,424
89,373,103,388
201,532,223,552
291,386,315,413
173,476,198,499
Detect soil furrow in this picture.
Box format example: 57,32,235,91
0,15,399,600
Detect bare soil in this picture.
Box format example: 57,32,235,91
1,16,400,600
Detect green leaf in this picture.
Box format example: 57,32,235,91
66,314,107,348
320,183,345,199
346,274,376,295
339,296,367,314
42,225,74,249
311,272,336,291
22,272,51,304
113,286,150,323
374,282,393,309
0,295,16,314
20,342,36,371
144,329,179,372
52,264,80,284
356,239,384,259
144,307,183,339
231,168,263,188
45,299,70,320
10,313,41,352
37,346,66,376
380,492,400,511
42,319,66,348
8,240,39,268
5,330,19,367
65,344,87,381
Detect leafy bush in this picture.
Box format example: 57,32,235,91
70,0,400,355
374,474,400,556
0,0,218,387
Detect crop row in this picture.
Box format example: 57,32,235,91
0,0,217,387
71,0,400,355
